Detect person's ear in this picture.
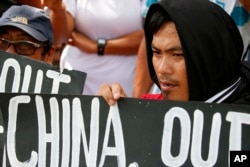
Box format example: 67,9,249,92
43,47,55,65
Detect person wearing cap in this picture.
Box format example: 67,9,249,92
97,0,250,105
0,5,54,64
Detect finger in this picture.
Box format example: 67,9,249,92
97,83,116,106
111,83,127,100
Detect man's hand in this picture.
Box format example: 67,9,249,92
97,83,127,106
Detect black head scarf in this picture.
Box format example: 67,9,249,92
144,0,250,104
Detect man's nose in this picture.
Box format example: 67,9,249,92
158,56,173,74
6,44,17,55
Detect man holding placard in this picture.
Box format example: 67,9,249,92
98,0,250,105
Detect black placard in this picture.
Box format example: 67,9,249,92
0,93,250,166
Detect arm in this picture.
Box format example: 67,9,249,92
105,30,144,55
41,0,74,45
70,29,144,55
132,37,153,97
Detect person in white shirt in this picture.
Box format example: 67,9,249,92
42,0,145,96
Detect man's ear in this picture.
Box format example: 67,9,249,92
47,44,64,66
44,46,55,65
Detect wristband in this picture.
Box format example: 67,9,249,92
97,38,107,56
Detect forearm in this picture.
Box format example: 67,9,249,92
133,37,153,97
70,29,143,56
105,30,144,55
44,1,74,45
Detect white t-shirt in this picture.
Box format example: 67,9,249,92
60,0,144,96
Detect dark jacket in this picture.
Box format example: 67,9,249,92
144,0,250,104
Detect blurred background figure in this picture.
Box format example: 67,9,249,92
43,0,145,96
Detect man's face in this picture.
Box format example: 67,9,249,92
0,26,53,63
152,22,189,101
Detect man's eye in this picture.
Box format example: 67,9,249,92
152,50,160,56
173,53,184,57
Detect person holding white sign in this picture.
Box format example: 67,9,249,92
97,0,250,105
0,5,55,64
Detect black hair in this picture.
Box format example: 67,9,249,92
146,7,171,36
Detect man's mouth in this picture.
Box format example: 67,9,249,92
159,81,177,92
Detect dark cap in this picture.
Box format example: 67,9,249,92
0,5,53,45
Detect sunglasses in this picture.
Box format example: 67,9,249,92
0,38,46,55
